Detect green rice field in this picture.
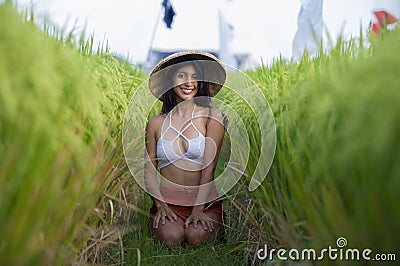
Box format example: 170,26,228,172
0,2,399,265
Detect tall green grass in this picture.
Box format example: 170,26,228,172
0,3,145,264
231,29,400,260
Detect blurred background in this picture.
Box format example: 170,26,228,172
14,0,400,70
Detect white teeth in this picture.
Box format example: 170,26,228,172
182,88,192,93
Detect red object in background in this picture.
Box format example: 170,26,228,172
374,10,399,26
370,10,399,35
370,22,380,34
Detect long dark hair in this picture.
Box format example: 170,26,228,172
161,61,211,114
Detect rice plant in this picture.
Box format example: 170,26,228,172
2,1,399,265
0,2,145,264
234,27,400,262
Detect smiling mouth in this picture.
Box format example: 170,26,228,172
181,88,194,95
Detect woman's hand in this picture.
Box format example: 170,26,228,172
152,201,178,229
184,207,214,232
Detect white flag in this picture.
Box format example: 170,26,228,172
218,9,237,68
292,0,323,61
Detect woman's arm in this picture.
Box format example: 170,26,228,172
144,115,178,227
144,116,161,199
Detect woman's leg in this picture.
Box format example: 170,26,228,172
150,216,185,248
184,211,224,247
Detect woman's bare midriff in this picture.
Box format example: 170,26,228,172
159,164,202,187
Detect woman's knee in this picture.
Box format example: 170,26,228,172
152,222,184,247
185,226,209,247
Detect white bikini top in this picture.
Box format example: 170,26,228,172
156,108,206,169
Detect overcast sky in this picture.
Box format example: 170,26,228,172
13,0,400,66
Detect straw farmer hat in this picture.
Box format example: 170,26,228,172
149,50,226,101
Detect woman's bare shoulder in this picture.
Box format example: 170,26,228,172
210,107,223,119
205,107,224,124
147,114,166,131
197,105,225,127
